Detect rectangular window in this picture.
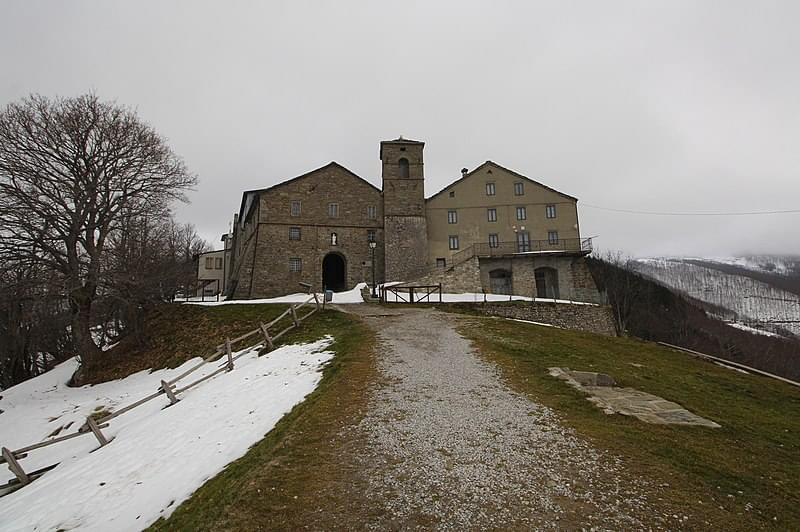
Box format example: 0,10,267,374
204,257,213,269
367,229,376,243
328,203,339,218
215,257,223,269
447,210,457,224
486,182,496,196
516,206,527,220
289,227,301,240
517,231,531,252
289,258,302,272
487,208,497,222
367,205,377,219
548,230,559,244
514,182,524,195
448,235,459,250
546,204,557,218
488,234,499,248
449,191,455,198
290,201,301,217
436,257,446,268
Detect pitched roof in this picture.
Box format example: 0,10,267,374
237,161,380,224
426,160,578,202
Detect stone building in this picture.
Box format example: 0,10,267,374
225,138,601,302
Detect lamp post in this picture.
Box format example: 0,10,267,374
369,241,377,298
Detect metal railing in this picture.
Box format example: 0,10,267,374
470,237,592,257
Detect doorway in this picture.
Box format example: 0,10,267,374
534,267,559,299
489,269,512,295
322,253,347,292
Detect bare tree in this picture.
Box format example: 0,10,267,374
0,94,196,377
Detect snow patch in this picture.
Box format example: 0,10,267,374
0,337,335,531
185,283,367,306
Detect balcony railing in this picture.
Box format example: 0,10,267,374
450,237,592,267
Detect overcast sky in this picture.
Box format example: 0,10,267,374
2,1,799,258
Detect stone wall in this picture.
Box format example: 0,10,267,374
414,256,481,292
384,215,429,282
473,301,617,336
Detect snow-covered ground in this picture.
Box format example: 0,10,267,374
0,337,335,531
185,283,367,306
184,282,598,306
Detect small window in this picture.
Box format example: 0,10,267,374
289,227,301,241
546,204,557,218
516,206,527,220
367,229,376,243
399,158,410,178
447,210,457,224
328,203,339,218
367,205,377,219
205,257,213,269
486,182,495,196
514,182,524,195
449,191,455,198
215,257,223,269
290,201,301,217
436,258,446,268
488,234,499,248
331,232,338,246
448,235,459,250
487,208,497,222
289,258,302,272
548,231,559,244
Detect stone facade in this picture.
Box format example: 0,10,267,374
226,137,604,302
229,163,384,298
473,301,617,336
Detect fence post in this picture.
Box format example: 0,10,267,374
290,305,299,327
313,292,320,310
2,447,30,485
161,380,180,405
438,283,442,303
409,287,414,304
259,323,274,351
225,338,234,371
86,416,110,447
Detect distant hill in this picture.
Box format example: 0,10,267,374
631,256,800,339
586,257,800,381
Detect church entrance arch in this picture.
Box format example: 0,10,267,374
322,253,347,292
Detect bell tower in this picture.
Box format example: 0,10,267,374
380,137,429,281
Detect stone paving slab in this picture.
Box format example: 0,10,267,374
549,367,721,428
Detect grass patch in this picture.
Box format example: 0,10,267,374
85,303,298,385
455,315,800,530
147,307,378,531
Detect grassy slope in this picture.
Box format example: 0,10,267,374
85,303,297,384
456,315,800,530
148,307,377,531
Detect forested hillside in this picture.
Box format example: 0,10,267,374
587,257,800,381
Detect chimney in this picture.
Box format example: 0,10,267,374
461,168,468,177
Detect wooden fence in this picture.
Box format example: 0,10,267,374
0,294,320,497
380,284,442,304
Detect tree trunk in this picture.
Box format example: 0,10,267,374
69,286,102,385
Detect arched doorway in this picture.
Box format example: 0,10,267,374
322,253,347,292
489,269,512,295
534,267,560,299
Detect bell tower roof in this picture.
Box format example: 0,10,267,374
380,136,425,160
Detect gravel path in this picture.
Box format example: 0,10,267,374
350,306,665,530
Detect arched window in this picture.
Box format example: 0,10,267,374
398,157,410,178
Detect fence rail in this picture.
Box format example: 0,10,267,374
380,284,443,304
1,293,321,497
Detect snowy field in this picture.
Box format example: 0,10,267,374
0,338,335,531
183,283,598,306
